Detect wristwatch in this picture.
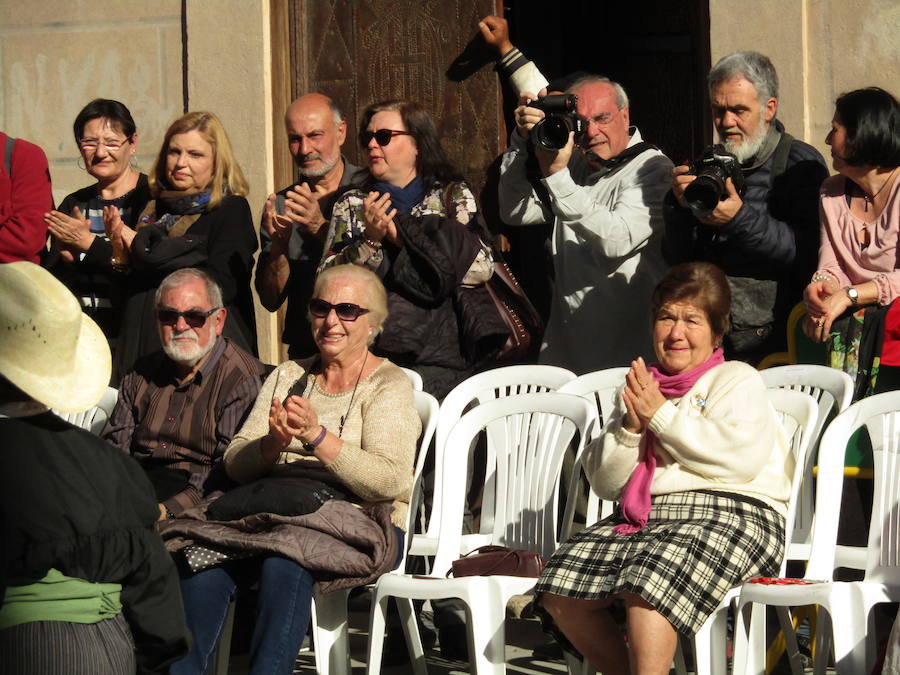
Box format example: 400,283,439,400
845,287,859,306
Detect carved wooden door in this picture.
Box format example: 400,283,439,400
272,0,504,203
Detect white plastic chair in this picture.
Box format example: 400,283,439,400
732,390,900,675
676,388,819,675
52,385,118,435
308,388,439,675
366,392,595,674
760,364,854,563
400,366,424,391
408,365,576,561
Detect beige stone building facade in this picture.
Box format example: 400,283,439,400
2,0,898,365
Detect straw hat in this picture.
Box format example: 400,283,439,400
0,262,110,412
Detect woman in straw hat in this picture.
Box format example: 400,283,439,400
0,262,188,674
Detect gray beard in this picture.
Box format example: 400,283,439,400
296,154,339,179
163,333,217,368
720,116,768,164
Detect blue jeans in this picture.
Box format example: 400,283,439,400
170,528,404,674
170,556,315,675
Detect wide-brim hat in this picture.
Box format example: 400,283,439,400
0,262,110,412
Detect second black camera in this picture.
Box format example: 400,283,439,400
684,144,746,217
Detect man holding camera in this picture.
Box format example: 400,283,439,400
663,51,828,364
498,75,673,372
255,93,366,358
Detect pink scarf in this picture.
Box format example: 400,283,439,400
613,348,725,535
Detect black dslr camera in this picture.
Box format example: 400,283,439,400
530,94,585,151
683,144,746,217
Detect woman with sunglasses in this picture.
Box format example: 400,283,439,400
166,264,419,674
43,99,150,365
110,111,258,382
320,99,495,399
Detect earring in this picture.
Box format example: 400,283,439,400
77,157,86,170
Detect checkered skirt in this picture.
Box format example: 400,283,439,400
534,490,784,636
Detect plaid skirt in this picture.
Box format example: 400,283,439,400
534,490,784,637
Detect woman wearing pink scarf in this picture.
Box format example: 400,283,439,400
534,262,792,675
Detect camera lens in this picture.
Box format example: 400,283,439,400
684,175,724,216
533,115,572,150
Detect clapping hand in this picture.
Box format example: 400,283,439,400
363,192,399,245
44,206,93,259
622,357,665,434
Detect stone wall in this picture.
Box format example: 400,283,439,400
710,0,900,165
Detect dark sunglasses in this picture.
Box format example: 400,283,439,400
156,307,220,328
360,129,412,147
308,298,370,321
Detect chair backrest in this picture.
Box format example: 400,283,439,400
556,367,629,439
425,365,576,541
52,386,119,435
803,390,900,582
760,365,854,562
557,368,629,528
406,389,440,549
399,367,424,391
429,392,595,578
765,388,820,575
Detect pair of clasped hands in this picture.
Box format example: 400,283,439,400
263,183,401,250
622,358,666,435
44,204,134,264
264,393,322,462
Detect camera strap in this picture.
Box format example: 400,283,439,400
768,132,794,187
588,141,659,177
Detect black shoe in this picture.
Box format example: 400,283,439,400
438,625,470,661
382,626,437,666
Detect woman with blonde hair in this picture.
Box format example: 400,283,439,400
110,111,258,377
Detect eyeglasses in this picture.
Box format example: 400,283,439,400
583,110,620,127
78,137,131,152
360,129,412,147
308,298,370,321
156,307,220,328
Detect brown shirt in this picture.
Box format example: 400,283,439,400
103,337,269,514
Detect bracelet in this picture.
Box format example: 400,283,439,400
302,425,328,453
363,237,382,250
812,273,836,283
110,256,129,273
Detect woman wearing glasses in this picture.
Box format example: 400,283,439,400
111,111,258,381
165,264,419,674
44,99,150,366
320,100,496,399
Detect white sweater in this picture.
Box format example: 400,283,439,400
587,361,792,517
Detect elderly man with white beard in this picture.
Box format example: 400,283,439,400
663,51,828,364
104,268,269,519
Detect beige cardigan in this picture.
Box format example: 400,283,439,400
224,357,420,529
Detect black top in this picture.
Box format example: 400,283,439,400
0,411,189,673
45,174,152,346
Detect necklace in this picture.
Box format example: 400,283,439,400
311,351,368,438
860,167,898,212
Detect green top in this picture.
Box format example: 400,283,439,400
0,568,122,630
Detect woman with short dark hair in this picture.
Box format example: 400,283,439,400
803,87,900,396
43,99,150,361
320,99,498,399
535,261,792,674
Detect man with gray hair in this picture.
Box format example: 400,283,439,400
255,93,367,358
498,68,673,372
104,268,269,518
663,51,828,364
